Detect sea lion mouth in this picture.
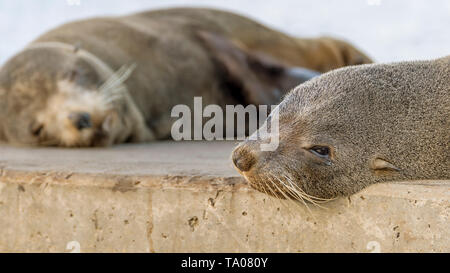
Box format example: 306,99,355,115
232,143,333,205
243,167,333,206
30,122,112,147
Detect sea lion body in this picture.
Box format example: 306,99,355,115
0,8,371,146
232,56,450,199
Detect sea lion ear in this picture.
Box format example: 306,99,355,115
370,158,401,172
197,30,316,105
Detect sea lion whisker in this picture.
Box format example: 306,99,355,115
282,172,334,205
283,173,323,201
270,171,315,206
267,172,315,216
270,158,335,202
266,173,306,218
270,164,324,206
103,94,121,101
104,87,125,98
100,65,129,91
258,173,282,210
261,172,292,210
269,159,328,204
263,172,287,198
262,173,289,208
256,173,283,211
282,175,328,210
101,84,126,100
103,93,124,104
265,172,306,211
268,170,302,200
100,64,136,95
257,173,272,200
254,172,268,197
277,173,317,204
270,172,320,220
108,84,127,94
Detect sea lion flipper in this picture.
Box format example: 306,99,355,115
197,30,318,105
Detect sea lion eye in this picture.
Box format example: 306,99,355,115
310,146,330,158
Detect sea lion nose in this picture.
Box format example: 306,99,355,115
232,145,256,172
69,112,92,130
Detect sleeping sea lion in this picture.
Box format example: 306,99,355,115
232,56,449,200
0,7,372,147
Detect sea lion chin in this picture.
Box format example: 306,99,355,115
232,56,450,201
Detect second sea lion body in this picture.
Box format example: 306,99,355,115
0,7,372,146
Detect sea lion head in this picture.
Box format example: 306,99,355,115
306,36,373,72
232,57,449,201
0,44,143,147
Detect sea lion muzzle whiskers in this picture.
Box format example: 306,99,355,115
100,63,137,105
264,171,317,218
250,151,335,205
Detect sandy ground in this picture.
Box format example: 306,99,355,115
0,0,449,66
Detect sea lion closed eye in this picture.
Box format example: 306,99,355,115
232,56,450,200
0,7,372,147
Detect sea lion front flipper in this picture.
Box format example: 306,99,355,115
197,30,319,105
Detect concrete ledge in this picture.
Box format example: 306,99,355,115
0,142,449,252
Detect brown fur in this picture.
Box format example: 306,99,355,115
0,7,372,146
232,56,450,199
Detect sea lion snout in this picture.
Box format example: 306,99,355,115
232,144,257,173
232,137,310,200
68,112,92,130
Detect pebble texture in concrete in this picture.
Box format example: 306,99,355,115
0,141,448,252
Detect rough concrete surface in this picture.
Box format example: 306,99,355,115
0,141,449,252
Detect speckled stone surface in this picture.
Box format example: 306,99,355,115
0,141,448,252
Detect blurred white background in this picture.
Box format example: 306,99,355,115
0,0,449,65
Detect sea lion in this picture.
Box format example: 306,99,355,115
0,7,372,147
232,56,449,201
